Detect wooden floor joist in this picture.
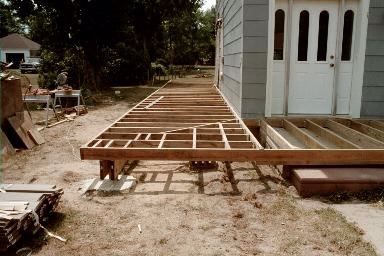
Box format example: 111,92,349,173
80,80,384,179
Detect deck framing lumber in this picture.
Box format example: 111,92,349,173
80,80,384,177
282,120,326,149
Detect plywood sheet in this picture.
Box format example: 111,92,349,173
7,116,35,149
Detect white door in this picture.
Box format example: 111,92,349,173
288,0,339,114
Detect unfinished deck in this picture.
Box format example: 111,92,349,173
80,80,384,180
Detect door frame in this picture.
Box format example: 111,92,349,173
265,0,370,118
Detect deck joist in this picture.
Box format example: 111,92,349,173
80,80,384,180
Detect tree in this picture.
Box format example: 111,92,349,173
195,7,216,65
162,5,216,65
0,2,24,37
7,0,213,89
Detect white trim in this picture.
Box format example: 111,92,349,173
239,0,244,117
332,0,345,115
349,0,369,118
284,0,294,115
265,0,276,117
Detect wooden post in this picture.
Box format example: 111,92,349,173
99,160,128,180
100,160,112,180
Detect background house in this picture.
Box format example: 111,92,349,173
215,0,384,118
0,33,41,68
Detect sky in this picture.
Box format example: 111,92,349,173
202,0,216,11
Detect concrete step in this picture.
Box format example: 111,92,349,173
291,167,384,197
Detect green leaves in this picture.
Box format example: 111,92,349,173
6,0,214,89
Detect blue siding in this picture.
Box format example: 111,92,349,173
216,0,243,115
361,0,384,117
241,0,269,118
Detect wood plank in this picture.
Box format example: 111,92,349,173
20,111,45,145
338,120,384,143
324,120,384,148
360,120,384,132
1,130,15,158
219,123,230,149
144,96,164,109
158,134,166,149
261,120,296,149
7,115,35,149
81,147,384,165
27,129,45,145
305,120,360,149
111,160,128,180
99,160,128,180
104,140,114,148
283,120,327,149
99,160,111,180
119,118,232,123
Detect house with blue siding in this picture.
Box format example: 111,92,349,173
215,0,384,118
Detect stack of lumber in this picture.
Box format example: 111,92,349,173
0,184,63,252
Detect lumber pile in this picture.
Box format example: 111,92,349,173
0,184,63,252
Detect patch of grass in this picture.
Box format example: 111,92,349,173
85,87,157,106
262,197,301,220
313,208,377,255
280,236,302,255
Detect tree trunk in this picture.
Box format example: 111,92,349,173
83,45,102,91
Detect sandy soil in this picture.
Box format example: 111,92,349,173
2,83,380,256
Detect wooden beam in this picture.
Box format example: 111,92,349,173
324,120,384,148
359,120,384,132
336,119,384,143
305,120,360,149
219,123,230,149
99,160,128,180
158,134,166,149
99,160,110,180
81,148,384,165
283,120,327,149
104,140,114,148
261,120,296,149
144,96,164,109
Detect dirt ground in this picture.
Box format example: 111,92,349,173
2,78,383,255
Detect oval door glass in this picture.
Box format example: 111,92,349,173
341,10,354,61
298,10,309,61
317,11,329,61
274,10,285,60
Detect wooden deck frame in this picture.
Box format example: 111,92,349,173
80,80,384,180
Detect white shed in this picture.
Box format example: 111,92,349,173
0,33,41,68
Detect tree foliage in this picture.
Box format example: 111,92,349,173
6,0,216,89
0,2,24,37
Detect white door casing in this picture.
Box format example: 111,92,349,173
336,0,359,114
271,0,288,115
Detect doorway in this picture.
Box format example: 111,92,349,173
271,0,359,115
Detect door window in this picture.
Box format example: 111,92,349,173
317,11,329,61
298,10,310,61
274,9,285,60
341,10,354,61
